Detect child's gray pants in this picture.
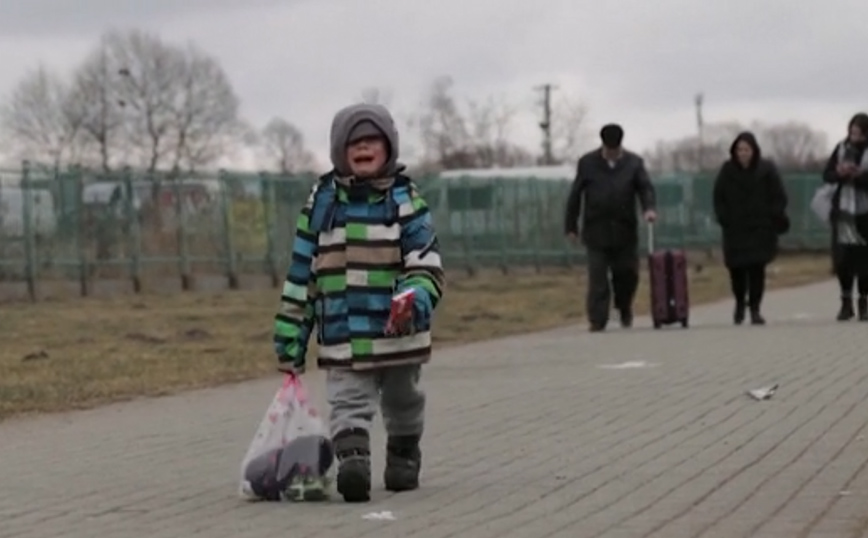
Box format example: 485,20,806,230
325,365,425,438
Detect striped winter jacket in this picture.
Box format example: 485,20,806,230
274,174,445,370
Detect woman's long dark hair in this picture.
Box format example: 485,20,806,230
729,131,761,168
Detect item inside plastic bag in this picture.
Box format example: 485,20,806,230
238,374,333,502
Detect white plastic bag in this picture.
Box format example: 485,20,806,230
238,374,333,502
810,184,836,224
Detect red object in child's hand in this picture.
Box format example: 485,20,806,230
385,289,415,335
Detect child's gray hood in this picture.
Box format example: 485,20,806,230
329,103,401,178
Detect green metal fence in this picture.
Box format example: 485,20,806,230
0,162,831,300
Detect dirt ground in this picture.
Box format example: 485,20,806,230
0,254,833,420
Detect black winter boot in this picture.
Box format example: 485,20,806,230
859,296,868,321
749,306,765,325
383,435,422,492
838,297,855,321
733,301,746,325
333,428,371,503
619,307,633,329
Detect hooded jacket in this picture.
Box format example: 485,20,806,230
273,104,445,371
329,103,401,179
712,131,788,268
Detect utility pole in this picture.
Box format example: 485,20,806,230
694,92,705,172
536,84,556,165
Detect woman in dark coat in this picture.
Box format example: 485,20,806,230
713,131,789,325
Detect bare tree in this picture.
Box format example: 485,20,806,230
413,75,533,170
644,136,719,174
168,43,244,171
415,75,468,167
645,120,830,174
0,64,86,168
754,121,828,171
644,121,743,174
463,94,516,166
63,29,244,173
259,117,317,174
643,140,677,174
67,40,128,172
107,29,187,172
550,95,590,163
359,87,394,108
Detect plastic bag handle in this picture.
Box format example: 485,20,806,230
280,372,298,388
280,373,309,405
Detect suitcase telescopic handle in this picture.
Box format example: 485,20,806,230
647,222,655,255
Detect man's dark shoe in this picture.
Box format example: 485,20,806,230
383,435,422,492
619,308,633,329
333,428,371,503
733,302,746,325
749,307,766,325
588,323,606,332
837,297,855,321
858,296,868,321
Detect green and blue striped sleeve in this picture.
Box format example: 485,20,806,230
398,186,445,314
273,187,318,370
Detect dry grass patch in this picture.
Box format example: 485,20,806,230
0,254,832,420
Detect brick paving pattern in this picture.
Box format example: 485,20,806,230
2,280,868,538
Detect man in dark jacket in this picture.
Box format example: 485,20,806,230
564,124,657,331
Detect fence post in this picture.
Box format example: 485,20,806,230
122,167,143,293
218,170,239,289
71,168,89,297
20,161,37,301
696,173,715,259
530,179,541,272
558,181,571,268
496,182,508,274
172,174,192,290
512,179,522,266
459,177,475,276
261,173,280,288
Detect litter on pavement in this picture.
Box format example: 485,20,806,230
598,361,656,369
362,511,396,521
747,384,779,401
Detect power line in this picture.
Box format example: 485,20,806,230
535,84,557,165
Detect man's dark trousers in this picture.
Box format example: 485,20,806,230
586,246,640,327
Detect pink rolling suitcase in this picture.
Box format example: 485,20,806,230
646,224,689,329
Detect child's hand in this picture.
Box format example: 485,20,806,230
388,317,414,336
385,289,416,336
277,356,306,375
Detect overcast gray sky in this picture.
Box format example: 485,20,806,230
0,0,864,168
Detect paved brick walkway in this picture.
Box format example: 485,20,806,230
3,280,868,538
